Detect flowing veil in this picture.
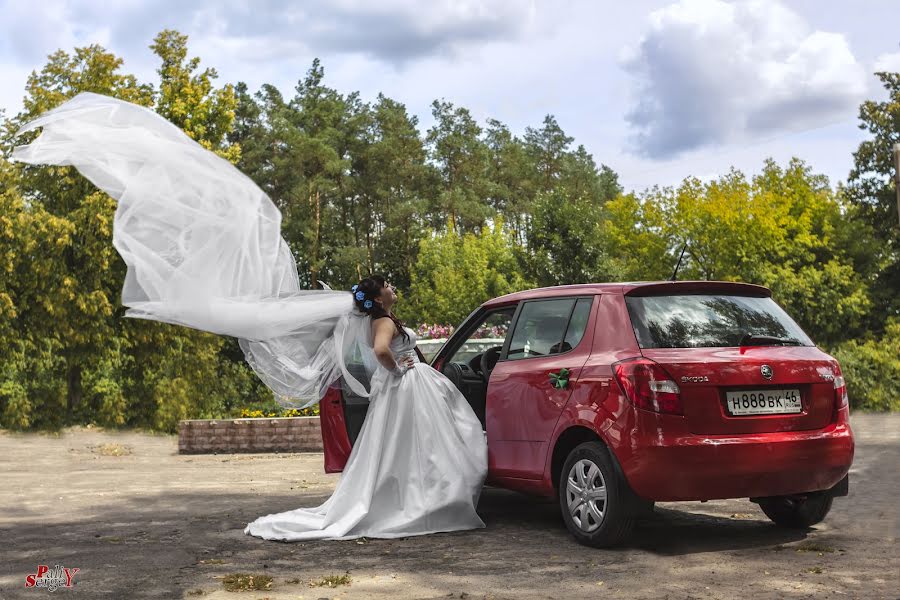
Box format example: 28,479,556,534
11,92,377,406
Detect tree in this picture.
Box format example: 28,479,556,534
407,218,531,325
524,142,621,287
7,44,155,425
603,159,873,344
846,71,900,327
524,115,574,193
527,188,610,286
484,119,538,244
425,100,492,234
0,153,71,428
0,34,269,431
151,29,239,160
361,95,429,289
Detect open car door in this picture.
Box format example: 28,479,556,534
318,386,352,473
318,365,374,473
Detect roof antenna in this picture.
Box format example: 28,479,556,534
670,243,688,281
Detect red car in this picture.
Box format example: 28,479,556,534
319,281,854,547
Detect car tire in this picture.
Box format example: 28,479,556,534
758,493,834,528
558,441,634,548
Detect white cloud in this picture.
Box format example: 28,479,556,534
621,0,868,159
873,51,900,73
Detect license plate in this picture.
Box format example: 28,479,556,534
726,389,802,416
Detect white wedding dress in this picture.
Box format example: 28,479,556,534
244,326,488,540
11,92,489,541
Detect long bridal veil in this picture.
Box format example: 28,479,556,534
11,92,376,405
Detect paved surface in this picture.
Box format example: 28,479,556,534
1,414,897,599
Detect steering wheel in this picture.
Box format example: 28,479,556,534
479,345,504,383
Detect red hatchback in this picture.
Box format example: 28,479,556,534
319,281,854,547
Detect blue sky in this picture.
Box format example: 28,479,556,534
1,0,898,192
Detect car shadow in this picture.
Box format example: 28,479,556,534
477,488,810,555
629,506,809,555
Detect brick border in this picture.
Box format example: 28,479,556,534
178,417,323,454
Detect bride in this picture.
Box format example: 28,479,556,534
244,275,488,541
11,92,488,541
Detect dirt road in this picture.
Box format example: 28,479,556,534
1,413,897,599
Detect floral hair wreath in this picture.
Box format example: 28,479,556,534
350,283,374,311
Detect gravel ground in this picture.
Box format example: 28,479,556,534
0,413,897,599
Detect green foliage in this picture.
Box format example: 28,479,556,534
426,100,492,234
846,71,900,329
831,319,900,411
604,160,873,344
151,29,238,158
407,218,531,325
527,188,605,286
0,339,67,430
0,34,268,432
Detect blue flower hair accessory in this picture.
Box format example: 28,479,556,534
351,284,358,292
355,291,365,301
364,299,373,309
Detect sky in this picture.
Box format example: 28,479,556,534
1,0,898,192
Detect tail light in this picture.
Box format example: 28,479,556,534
613,358,683,415
833,367,848,410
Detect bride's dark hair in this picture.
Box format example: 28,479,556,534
353,275,409,341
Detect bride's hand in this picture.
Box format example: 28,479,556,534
390,356,416,377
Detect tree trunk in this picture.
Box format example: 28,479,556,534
310,187,321,286
66,362,82,425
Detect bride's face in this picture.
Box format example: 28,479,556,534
377,282,397,310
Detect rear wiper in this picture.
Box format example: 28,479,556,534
739,333,802,347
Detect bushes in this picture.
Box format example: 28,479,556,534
831,319,900,412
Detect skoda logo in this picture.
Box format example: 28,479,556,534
760,365,773,380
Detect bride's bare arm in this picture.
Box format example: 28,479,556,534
372,318,414,374
372,318,398,370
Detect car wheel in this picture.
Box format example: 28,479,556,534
559,441,634,548
758,493,834,528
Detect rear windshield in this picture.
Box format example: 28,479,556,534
624,294,814,349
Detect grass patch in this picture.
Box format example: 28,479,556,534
222,573,273,592
187,589,204,596
99,536,122,544
309,573,352,588
796,543,836,554
197,559,227,565
806,566,824,574
93,443,132,456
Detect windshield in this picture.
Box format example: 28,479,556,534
625,294,814,349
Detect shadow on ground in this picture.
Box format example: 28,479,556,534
2,486,809,598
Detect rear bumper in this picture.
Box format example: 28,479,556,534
618,415,855,502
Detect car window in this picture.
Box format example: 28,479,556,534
624,294,814,349
562,297,592,351
446,309,514,364
507,298,588,360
